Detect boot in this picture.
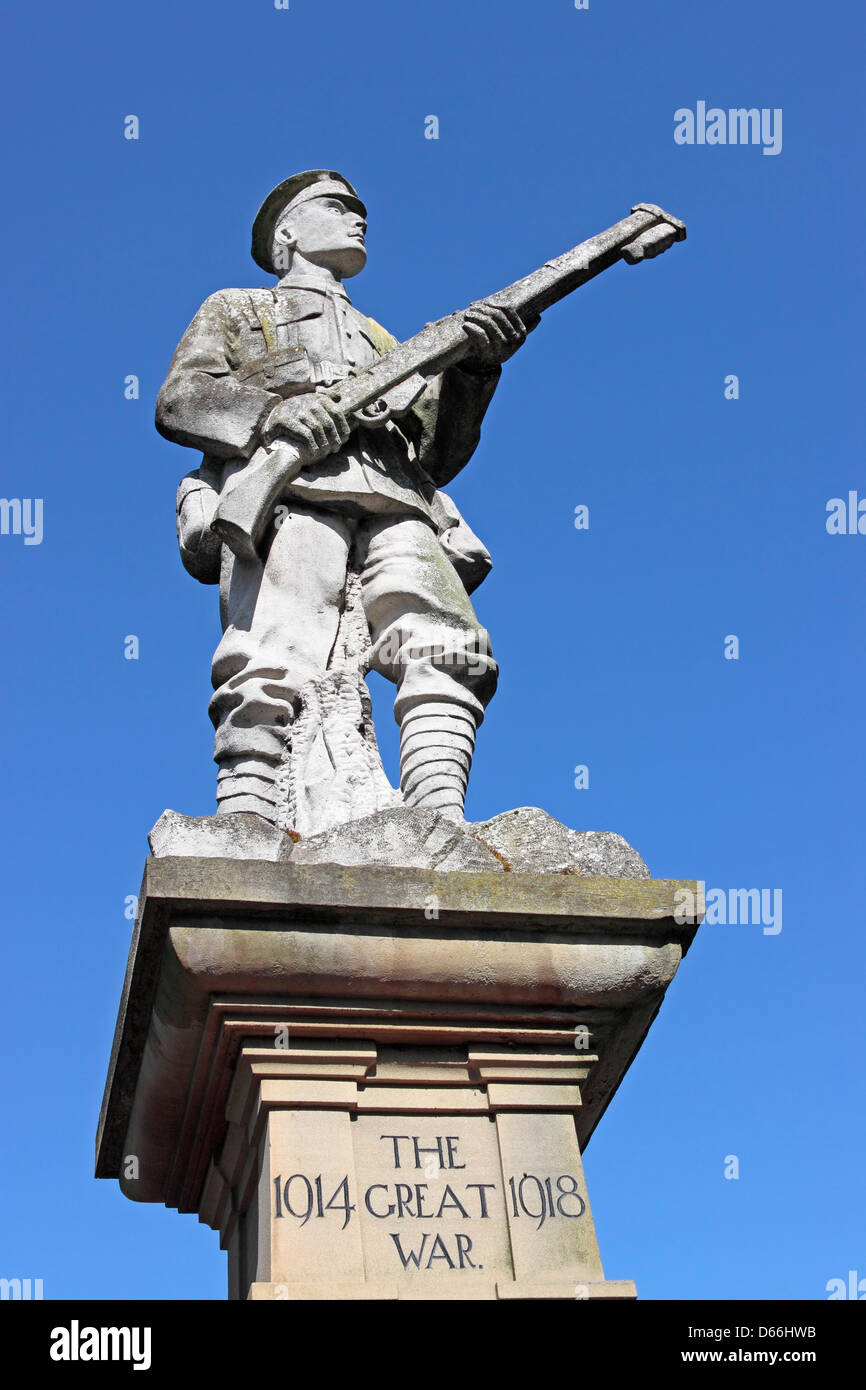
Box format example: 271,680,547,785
216,756,280,823
399,700,477,821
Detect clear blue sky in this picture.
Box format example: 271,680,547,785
1,0,863,1300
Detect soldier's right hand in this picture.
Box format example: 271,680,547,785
261,395,352,457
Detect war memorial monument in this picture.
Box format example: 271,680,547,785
96,171,701,1300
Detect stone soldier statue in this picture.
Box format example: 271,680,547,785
156,170,533,830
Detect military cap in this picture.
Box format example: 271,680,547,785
251,170,367,275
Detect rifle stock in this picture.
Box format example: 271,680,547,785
212,203,685,560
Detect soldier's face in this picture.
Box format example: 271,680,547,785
275,195,367,278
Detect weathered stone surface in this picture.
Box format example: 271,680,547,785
468,807,650,879
106,175,692,1303
157,172,685,835
149,804,649,878
148,808,291,863
96,854,701,1299
291,805,651,877
288,807,500,873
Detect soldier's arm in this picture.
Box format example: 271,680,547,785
395,303,532,486
362,314,503,487
155,292,279,460
408,363,502,487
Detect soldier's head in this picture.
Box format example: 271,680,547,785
252,171,367,280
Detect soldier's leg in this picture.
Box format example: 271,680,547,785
358,516,498,820
210,506,352,819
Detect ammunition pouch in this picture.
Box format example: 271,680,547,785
430,490,492,595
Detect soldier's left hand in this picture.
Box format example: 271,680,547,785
460,303,539,370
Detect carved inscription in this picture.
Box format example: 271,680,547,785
272,1174,354,1229
272,1125,587,1277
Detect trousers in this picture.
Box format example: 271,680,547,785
209,504,498,789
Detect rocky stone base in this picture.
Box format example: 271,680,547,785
149,805,649,879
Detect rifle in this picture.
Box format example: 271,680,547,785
212,202,686,560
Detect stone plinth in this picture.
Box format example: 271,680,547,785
96,857,702,1300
